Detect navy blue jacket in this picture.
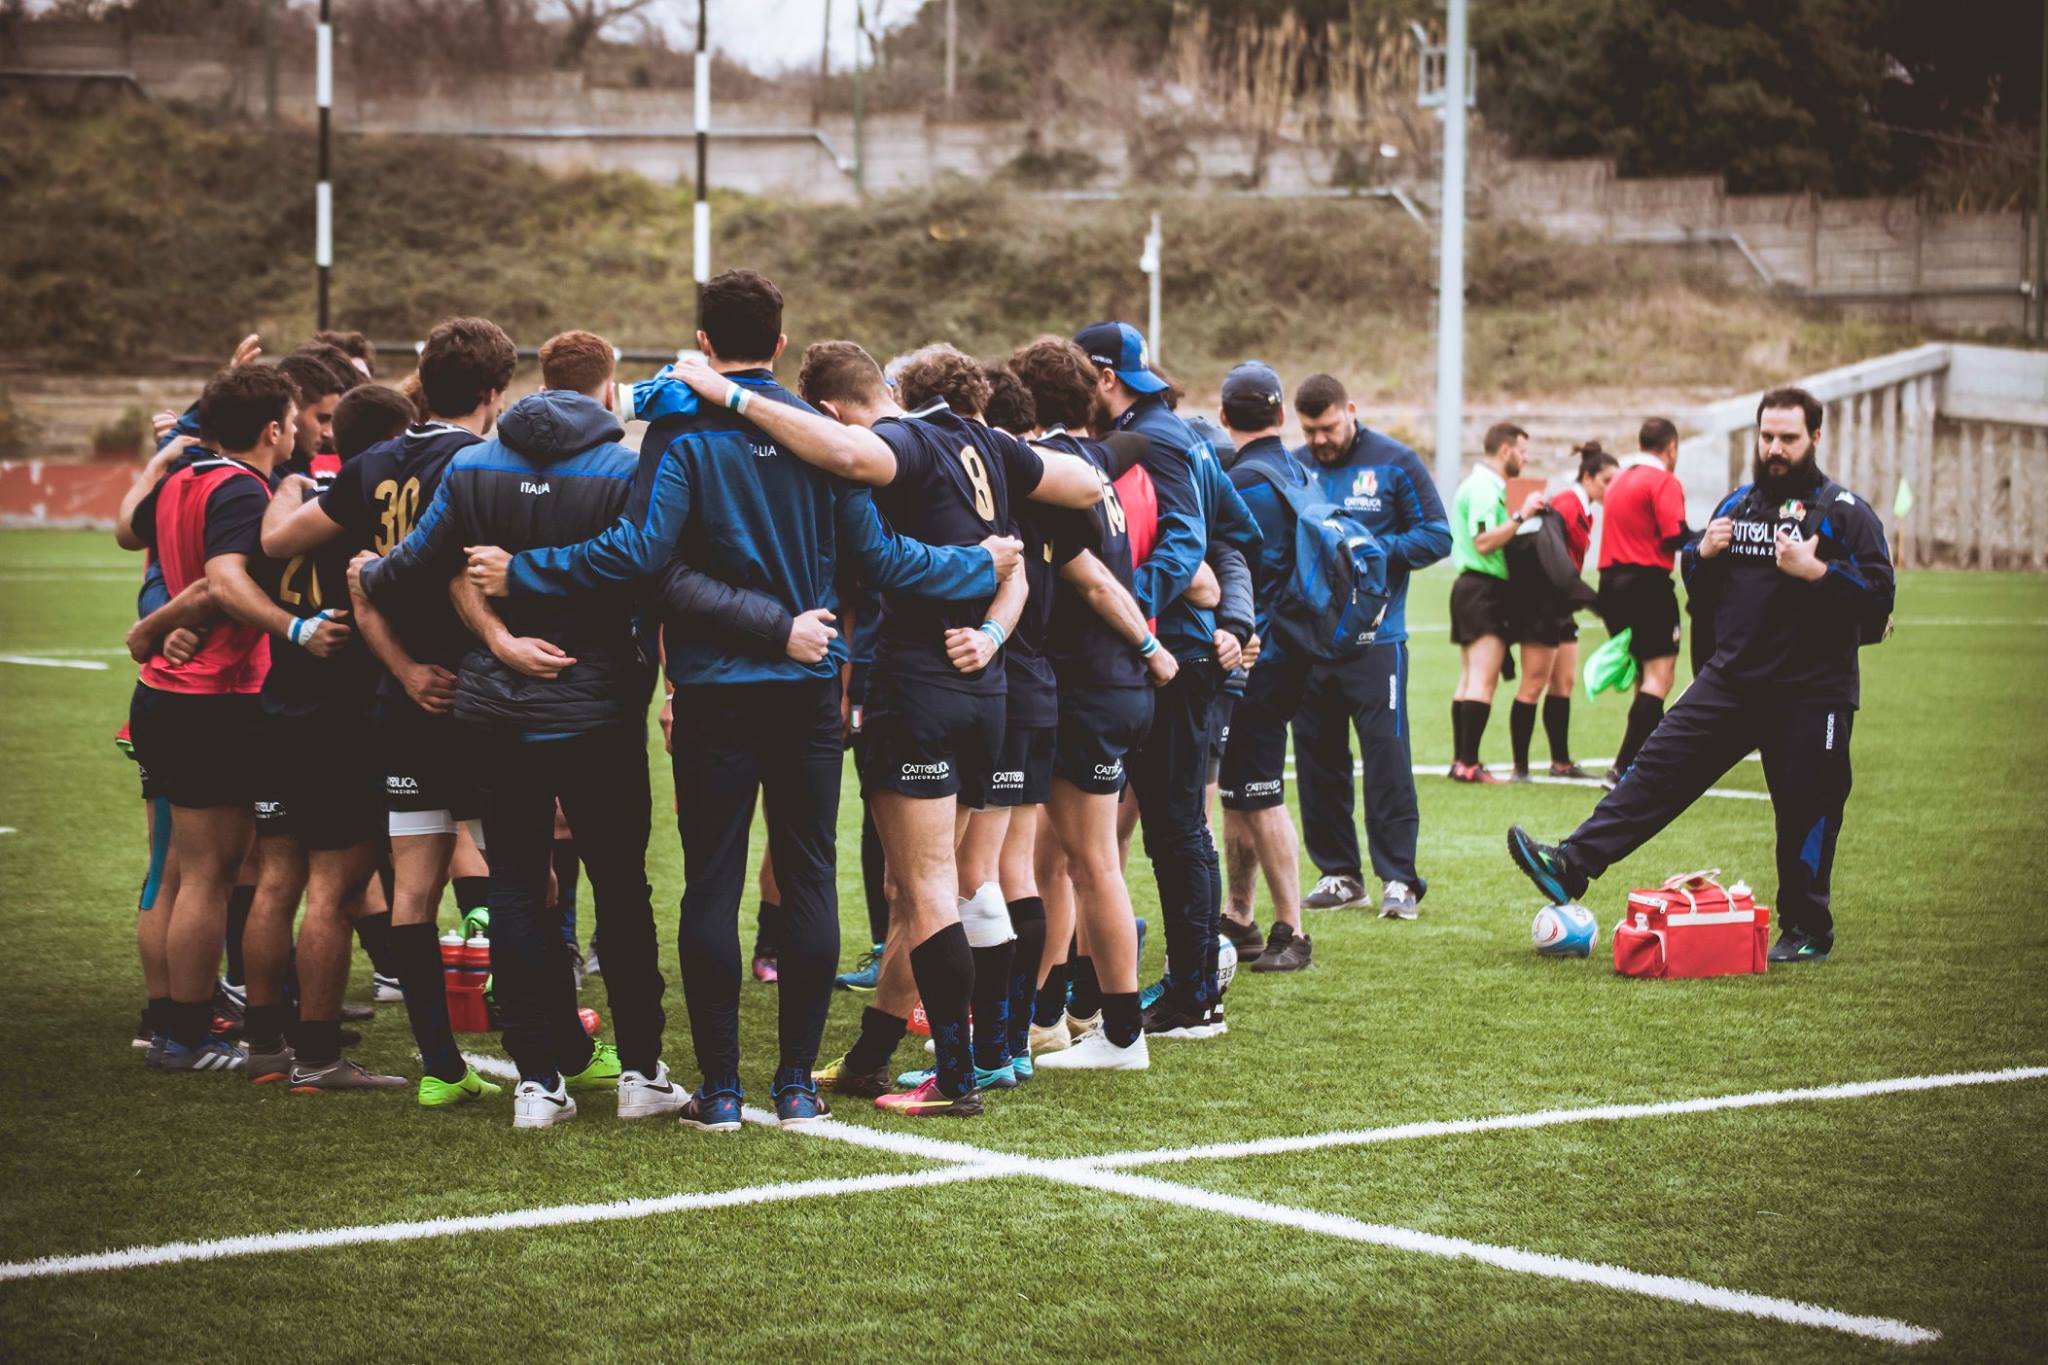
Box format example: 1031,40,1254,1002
501,370,994,688
1292,422,1450,645
360,390,655,737
1226,435,1308,651
1115,396,1260,660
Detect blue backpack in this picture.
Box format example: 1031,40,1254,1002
1242,459,1392,662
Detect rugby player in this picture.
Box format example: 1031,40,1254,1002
355,331,678,1130
1074,324,1259,1037
1285,373,1449,919
127,364,334,1073
268,319,518,1104
1512,387,1893,965
1008,336,1178,1070
1507,442,1617,779
469,282,1011,1127
662,337,1102,1116
1448,422,1542,782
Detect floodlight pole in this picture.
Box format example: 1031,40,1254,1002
1432,0,1469,490
1141,213,1163,362
315,0,332,330
693,0,710,305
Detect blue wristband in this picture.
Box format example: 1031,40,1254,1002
979,619,1006,649
1138,633,1160,659
725,384,750,415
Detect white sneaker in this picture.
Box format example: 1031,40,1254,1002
1028,1020,1071,1054
1379,881,1419,921
512,1077,577,1129
1063,1009,1102,1040
1034,1029,1149,1071
616,1062,686,1119
1303,873,1370,910
371,972,404,1003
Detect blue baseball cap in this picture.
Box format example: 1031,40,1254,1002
1073,321,1167,395
1220,360,1283,412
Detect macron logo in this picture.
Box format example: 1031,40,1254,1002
520,481,551,495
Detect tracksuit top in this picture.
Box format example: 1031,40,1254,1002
362,390,655,736
500,370,995,689
1291,421,1450,647
1680,468,1895,708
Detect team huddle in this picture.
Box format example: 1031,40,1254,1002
116,267,1897,1129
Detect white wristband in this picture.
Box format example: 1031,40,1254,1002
726,384,751,415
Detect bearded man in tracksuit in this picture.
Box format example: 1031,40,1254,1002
1510,386,1895,964
1287,374,1450,921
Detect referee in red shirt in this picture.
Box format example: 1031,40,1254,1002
1596,417,1687,782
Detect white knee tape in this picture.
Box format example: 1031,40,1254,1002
462,818,487,853
958,880,1015,948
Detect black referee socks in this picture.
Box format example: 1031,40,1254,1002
1543,695,1573,764
1616,692,1666,774
1509,699,1538,773
1454,699,1492,766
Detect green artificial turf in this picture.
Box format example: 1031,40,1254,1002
0,529,2042,1361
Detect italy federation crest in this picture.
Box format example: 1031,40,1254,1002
1353,469,1378,498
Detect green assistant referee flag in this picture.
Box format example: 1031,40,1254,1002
1894,478,1915,519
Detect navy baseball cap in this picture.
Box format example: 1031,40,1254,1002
1220,360,1283,412
1073,321,1167,394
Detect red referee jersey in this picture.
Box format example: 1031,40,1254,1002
1597,456,1685,571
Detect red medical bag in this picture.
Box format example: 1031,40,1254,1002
1612,870,1769,979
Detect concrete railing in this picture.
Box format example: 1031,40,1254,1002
1678,344,2048,570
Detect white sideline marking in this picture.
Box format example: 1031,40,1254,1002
0,1167,1001,1284
0,654,108,671
1080,1066,2048,1171
1056,1167,1936,1346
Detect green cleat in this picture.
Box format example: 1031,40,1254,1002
418,1066,502,1108
564,1041,622,1093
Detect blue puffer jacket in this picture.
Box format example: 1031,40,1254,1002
360,390,655,738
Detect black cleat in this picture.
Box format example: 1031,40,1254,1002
1221,914,1266,962
815,1053,894,1098
1249,921,1312,973
1507,825,1589,906
1767,929,1832,964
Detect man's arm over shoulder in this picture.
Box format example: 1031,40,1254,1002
505,438,694,596
838,485,996,601
360,467,464,603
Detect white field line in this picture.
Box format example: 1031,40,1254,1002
1078,1065,2048,1171
11,1058,2025,1346
0,654,109,671
1056,1167,1935,1346
760,1084,1958,1347
0,1166,1003,1284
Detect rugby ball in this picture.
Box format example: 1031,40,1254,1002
1531,904,1599,958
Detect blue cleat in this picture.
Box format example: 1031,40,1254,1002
677,1085,744,1133
834,943,885,992
894,1063,1017,1091
1508,826,1587,906
773,1082,831,1126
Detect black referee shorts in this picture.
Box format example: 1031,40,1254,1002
1598,565,1681,662
1449,570,1514,646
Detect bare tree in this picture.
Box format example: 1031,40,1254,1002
553,0,658,69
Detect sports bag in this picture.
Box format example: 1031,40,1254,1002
1612,869,1769,979
1241,460,1391,662
1505,509,1597,607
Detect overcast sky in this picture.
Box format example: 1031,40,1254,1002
647,0,919,74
